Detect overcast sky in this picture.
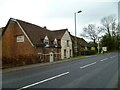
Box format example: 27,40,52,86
0,0,119,41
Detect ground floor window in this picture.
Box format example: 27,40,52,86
70,49,72,57
64,49,66,58
84,47,88,50
54,52,56,57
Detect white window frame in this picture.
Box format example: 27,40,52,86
16,35,24,42
54,38,58,47
44,39,49,45
44,36,49,47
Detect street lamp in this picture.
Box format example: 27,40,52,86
98,37,100,53
74,10,82,37
97,37,101,53
74,10,82,56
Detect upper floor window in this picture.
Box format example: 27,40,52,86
54,38,58,47
44,39,49,45
67,40,69,47
44,36,49,47
16,35,24,42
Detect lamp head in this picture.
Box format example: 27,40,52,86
77,10,82,13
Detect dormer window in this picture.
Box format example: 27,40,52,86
54,38,58,47
44,39,49,45
44,36,49,47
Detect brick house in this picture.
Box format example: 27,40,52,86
2,18,73,65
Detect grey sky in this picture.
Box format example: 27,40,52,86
0,0,119,41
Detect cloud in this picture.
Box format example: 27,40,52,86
0,0,118,41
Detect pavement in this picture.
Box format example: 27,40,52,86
2,52,119,88
2,55,96,73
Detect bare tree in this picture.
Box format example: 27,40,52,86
101,15,117,37
80,24,102,44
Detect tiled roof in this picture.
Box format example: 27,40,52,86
50,29,67,39
16,19,67,47
70,35,89,47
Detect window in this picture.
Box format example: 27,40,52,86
44,36,49,47
16,35,24,42
67,40,69,47
70,49,72,57
84,47,88,50
54,52,56,57
64,49,66,58
54,38,58,47
44,39,49,45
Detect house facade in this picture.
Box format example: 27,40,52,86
61,31,73,59
2,18,73,65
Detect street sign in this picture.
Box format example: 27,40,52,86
38,52,42,54
102,47,107,52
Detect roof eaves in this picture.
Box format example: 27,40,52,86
15,19,35,47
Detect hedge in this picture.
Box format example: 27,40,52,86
81,50,97,55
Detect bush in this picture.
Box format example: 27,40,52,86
81,50,97,55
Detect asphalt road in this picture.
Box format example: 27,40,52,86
2,52,119,89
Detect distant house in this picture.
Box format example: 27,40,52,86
2,18,73,64
70,35,90,56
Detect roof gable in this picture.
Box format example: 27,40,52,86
4,18,68,47
50,29,67,39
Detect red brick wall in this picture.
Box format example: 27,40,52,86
2,20,61,63
35,48,61,62
41,48,61,62
2,21,35,58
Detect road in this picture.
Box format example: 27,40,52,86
2,52,119,89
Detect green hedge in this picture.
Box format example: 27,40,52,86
81,50,97,55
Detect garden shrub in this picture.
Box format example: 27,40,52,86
81,50,97,55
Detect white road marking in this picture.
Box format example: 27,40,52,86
110,56,116,58
100,58,108,61
80,62,96,69
17,72,69,90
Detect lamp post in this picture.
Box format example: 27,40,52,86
74,10,82,56
97,37,101,53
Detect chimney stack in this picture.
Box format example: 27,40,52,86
43,26,47,29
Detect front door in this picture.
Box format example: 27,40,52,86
50,52,54,62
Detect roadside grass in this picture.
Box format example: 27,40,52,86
3,52,107,69
54,55,84,62
54,52,101,62
107,50,120,53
